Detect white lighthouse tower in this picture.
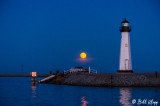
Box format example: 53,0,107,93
118,18,133,73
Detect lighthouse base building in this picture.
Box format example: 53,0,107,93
118,18,133,73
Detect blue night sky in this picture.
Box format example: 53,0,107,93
0,0,160,74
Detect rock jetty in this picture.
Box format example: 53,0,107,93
40,73,160,87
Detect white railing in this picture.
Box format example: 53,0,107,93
90,69,97,74
63,70,70,74
39,75,55,83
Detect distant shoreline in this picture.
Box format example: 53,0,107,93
0,74,50,77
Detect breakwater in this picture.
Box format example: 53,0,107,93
0,74,50,77
42,73,160,87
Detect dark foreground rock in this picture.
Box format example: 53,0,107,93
40,73,160,87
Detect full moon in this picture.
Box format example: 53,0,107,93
80,52,87,59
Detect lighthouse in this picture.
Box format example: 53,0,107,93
118,18,133,73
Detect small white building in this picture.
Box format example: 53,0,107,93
63,66,97,74
70,66,89,73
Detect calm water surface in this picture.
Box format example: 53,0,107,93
0,77,160,106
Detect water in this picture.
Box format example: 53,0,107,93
0,77,160,106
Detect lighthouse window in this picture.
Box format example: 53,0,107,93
125,44,128,47
123,23,129,26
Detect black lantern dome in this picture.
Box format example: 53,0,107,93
120,18,131,32
121,18,130,23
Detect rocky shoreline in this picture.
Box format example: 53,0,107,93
40,73,160,87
